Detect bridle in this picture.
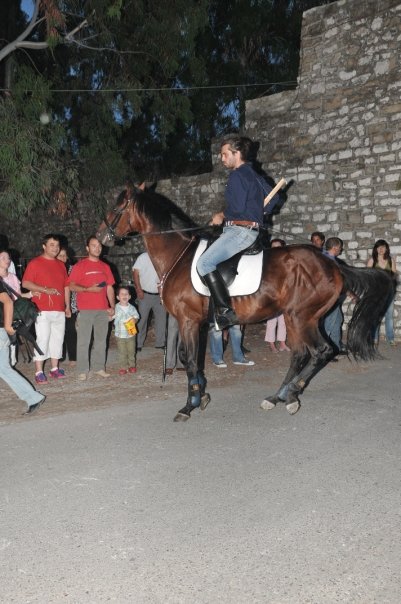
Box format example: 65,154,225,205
101,196,134,244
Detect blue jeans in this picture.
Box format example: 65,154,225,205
197,225,258,276
0,329,44,408
375,297,394,342
209,325,245,363
323,303,343,350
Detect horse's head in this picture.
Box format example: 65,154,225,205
96,183,198,247
96,184,145,247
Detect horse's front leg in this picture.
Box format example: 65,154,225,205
174,320,204,422
197,322,211,410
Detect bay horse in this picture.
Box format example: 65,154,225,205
96,187,394,421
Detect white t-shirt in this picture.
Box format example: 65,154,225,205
132,252,159,293
9,260,16,274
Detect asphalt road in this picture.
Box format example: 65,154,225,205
1,336,400,603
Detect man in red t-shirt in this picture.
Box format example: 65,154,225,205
68,236,115,380
22,234,69,384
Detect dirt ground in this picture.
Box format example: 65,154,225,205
0,322,380,426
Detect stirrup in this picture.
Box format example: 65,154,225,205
214,309,238,331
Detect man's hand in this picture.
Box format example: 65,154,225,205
209,211,225,226
86,285,103,293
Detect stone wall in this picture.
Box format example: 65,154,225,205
244,0,401,264
159,0,401,336
2,0,401,334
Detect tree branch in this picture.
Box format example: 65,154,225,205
0,0,89,65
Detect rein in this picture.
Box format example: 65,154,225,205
124,225,208,239
158,236,196,306
101,194,310,250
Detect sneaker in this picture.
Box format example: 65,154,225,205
94,369,110,378
119,369,128,376
213,361,227,368
25,395,46,415
35,372,48,384
128,367,137,373
78,373,87,381
389,340,396,346
50,368,66,379
233,359,255,366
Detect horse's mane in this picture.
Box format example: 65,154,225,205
133,188,199,233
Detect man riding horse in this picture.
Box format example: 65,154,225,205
196,136,280,330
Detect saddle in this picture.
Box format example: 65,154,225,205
191,236,264,297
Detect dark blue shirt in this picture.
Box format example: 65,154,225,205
224,163,280,224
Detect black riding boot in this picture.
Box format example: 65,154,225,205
202,271,238,330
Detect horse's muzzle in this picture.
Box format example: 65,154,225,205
96,228,115,247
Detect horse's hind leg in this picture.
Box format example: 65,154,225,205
261,348,310,411
281,338,332,414
261,323,333,414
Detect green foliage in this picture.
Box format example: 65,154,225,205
1,0,335,217
0,67,79,217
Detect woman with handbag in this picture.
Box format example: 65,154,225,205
0,278,46,414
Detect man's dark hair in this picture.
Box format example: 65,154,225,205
270,238,286,247
325,236,343,251
221,136,254,161
86,234,100,247
41,234,60,246
311,231,325,243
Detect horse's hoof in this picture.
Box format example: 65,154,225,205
260,399,276,410
173,412,190,422
286,401,300,415
200,393,211,411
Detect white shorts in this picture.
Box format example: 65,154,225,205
33,311,66,361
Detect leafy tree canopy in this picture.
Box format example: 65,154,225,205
0,0,335,217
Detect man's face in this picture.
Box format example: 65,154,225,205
332,244,343,257
42,238,60,259
311,235,324,249
87,238,102,259
220,144,241,170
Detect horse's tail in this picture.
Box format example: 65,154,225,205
339,264,395,361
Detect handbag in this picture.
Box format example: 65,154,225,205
0,277,43,354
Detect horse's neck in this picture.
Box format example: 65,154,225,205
145,233,187,277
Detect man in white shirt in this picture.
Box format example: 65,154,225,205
132,252,166,351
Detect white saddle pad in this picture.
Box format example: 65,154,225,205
191,239,263,297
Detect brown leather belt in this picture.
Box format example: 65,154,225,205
225,220,259,229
